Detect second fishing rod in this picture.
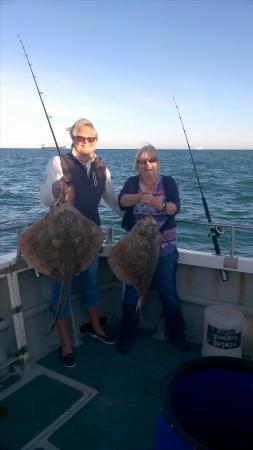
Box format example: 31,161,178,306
173,97,228,282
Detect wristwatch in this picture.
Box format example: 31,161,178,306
161,201,167,213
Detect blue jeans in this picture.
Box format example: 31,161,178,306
50,257,99,319
120,248,185,341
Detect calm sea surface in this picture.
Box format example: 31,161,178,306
0,149,252,257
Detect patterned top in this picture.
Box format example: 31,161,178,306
133,176,176,256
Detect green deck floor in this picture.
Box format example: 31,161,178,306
0,326,200,450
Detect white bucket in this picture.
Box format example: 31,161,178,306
201,305,243,358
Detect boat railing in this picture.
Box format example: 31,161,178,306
0,219,252,260
176,219,253,258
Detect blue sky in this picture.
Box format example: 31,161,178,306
1,0,252,149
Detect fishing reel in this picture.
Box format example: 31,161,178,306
208,225,225,239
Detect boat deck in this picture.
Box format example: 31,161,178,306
0,324,200,450
1,248,253,449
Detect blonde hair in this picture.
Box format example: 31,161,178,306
67,118,98,141
133,144,160,173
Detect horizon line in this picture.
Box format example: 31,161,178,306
0,147,253,151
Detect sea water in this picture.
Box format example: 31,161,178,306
0,149,252,257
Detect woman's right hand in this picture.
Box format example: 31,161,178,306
141,193,153,205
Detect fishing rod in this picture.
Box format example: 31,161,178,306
18,35,61,155
172,97,228,281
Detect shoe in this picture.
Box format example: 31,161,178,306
80,316,107,334
61,353,77,368
171,335,191,352
117,339,131,353
90,332,116,344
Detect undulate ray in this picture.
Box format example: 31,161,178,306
19,201,103,333
108,216,160,312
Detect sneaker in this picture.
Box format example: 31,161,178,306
90,332,116,344
171,335,191,352
61,353,77,368
80,316,107,334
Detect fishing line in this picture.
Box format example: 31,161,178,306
172,97,228,281
18,35,61,156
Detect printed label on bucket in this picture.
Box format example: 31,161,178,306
207,325,241,349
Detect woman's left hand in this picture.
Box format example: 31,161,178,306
165,201,177,215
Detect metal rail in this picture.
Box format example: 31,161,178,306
0,219,252,259
1,218,252,234
176,219,253,258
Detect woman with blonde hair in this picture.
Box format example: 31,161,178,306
117,144,190,353
40,118,121,367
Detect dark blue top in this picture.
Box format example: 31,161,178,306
118,175,180,231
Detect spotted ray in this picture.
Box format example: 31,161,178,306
19,200,103,333
108,216,160,312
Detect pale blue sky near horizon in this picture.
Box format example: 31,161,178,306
1,0,252,149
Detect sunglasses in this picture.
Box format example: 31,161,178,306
76,136,97,144
137,157,157,165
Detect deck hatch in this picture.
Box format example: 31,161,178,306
0,366,97,450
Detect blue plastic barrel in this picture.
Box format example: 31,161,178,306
154,357,253,450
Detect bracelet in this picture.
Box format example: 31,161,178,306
161,201,167,213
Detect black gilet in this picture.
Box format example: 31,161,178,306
60,153,106,225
